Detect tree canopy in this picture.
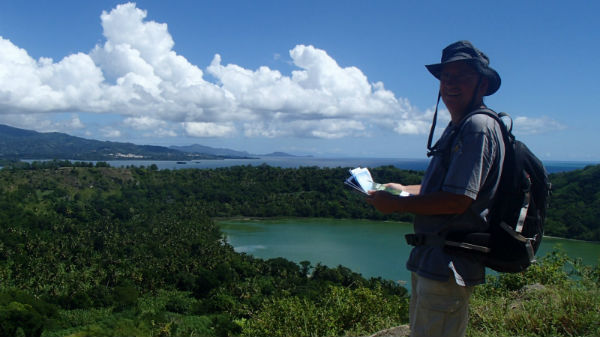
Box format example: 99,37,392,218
0,161,598,336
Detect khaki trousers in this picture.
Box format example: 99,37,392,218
409,272,474,337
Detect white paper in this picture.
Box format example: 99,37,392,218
344,167,410,196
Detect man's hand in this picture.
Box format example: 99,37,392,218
382,183,405,192
365,190,404,214
383,183,421,195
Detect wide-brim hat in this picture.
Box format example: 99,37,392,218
426,40,501,96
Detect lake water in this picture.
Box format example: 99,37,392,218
93,157,595,174
218,218,600,290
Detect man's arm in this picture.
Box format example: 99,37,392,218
365,190,473,215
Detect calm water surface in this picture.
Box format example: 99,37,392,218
79,157,596,173
219,218,600,289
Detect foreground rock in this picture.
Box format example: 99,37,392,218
368,325,411,337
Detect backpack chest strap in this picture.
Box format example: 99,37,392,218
405,233,491,253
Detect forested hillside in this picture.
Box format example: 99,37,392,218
0,161,598,336
4,159,596,240
545,164,600,241
0,124,222,160
0,162,411,337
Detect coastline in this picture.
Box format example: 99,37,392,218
5,157,599,174
216,216,599,244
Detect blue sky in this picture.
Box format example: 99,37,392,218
0,1,598,160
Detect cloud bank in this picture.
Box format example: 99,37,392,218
0,2,562,143
0,2,431,140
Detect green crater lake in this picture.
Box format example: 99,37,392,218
219,218,600,289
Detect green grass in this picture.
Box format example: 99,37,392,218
468,251,600,337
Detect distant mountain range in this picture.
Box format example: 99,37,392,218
170,145,302,158
170,144,252,158
0,124,297,161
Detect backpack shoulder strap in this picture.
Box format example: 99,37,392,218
462,108,515,141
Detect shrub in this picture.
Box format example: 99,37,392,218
170,315,213,337
0,301,44,337
0,290,57,337
213,313,243,337
242,285,409,337
468,250,600,337
112,283,138,311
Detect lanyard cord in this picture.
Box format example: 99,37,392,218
426,92,441,157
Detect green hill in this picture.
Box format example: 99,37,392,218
0,124,220,160
0,162,409,336
546,164,600,241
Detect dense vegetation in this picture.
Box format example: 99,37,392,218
4,159,598,240
545,164,600,241
0,162,410,336
468,250,599,336
0,160,598,336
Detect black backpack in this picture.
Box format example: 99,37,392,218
409,108,552,273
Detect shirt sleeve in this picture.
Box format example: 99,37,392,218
442,116,499,200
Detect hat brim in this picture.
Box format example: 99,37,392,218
426,60,501,96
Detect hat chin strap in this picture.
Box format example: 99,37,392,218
426,92,441,157
426,75,484,157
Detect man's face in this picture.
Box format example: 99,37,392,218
439,61,481,116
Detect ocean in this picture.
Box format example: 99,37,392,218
99,157,595,174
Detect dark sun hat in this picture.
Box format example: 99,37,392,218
426,40,501,96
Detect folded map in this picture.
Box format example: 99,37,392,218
344,167,410,196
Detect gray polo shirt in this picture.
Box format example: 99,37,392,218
406,112,505,286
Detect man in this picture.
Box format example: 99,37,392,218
366,40,505,337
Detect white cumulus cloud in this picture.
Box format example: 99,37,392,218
183,122,236,138
101,127,122,138
3,1,541,144
123,116,167,130
512,116,566,135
